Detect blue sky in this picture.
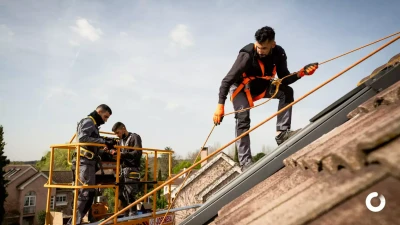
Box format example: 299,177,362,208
1,0,399,161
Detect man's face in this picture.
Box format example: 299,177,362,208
98,110,111,123
114,128,125,139
255,40,275,58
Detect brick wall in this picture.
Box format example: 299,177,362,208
5,168,37,214
18,175,55,225
174,158,233,224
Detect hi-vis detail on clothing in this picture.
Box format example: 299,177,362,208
230,44,278,107
42,31,400,225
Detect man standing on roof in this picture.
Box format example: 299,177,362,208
111,122,143,217
68,104,117,225
213,26,318,171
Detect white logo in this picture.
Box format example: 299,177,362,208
365,192,386,212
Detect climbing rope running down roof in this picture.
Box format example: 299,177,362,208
98,31,400,225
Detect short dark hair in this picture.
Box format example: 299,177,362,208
97,104,112,114
112,122,125,132
255,26,275,43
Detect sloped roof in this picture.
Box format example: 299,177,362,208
357,53,400,86
171,177,186,186
174,152,239,192
42,171,73,183
17,172,48,190
210,70,400,224
171,152,241,199
3,165,38,186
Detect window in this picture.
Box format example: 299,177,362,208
55,194,67,206
24,191,36,207
23,191,36,214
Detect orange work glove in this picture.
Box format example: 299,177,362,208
298,62,319,77
213,104,225,125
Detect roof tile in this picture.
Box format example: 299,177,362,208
217,167,310,219
307,176,400,225
210,54,400,225
348,79,400,119
367,136,400,178
388,53,400,65
246,165,387,225
214,168,316,225
42,171,73,183
285,82,400,174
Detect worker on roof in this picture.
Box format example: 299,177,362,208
111,122,143,217
68,104,116,225
213,26,318,171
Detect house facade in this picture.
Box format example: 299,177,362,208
163,168,199,201
172,151,242,224
3,165,73,225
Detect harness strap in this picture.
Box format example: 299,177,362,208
88,116,96,125
97,156,105,176
230,54,276,107
78,147,95,159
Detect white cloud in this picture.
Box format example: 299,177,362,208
109,74,136,88
169,24,194,49
0,24,14,41
69,40,80,46
90,87,109,101
69,49,81,68
46,87,78,99
70,18,103,42
141,95,152,101
165,102,179,111
120,32,128,37
119,74,136,85
148,115,162,121
38,87,79,114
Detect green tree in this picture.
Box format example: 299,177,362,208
158,147,177,180
37,210,46,225
156,195,168,209
103,188,115,213
261,145,275,156
252,152,265,162
193,156,201,169
186,150,201,169
35,149,71,171
0,125,11,224
157,169,162,199
172,161,192,174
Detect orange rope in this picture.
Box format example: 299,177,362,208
157,31,400,224
223,30,400,116
99,32,400,225
159,125,216,224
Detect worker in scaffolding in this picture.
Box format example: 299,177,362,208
68,104,117,225
111,122,143,217
212,26,318,171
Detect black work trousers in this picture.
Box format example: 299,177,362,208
229,83,295,166
119,167,140,217
68,157,97,225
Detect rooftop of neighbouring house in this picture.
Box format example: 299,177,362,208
3,164,37,180
210,54,400,225
42,171,73,184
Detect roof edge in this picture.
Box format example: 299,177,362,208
17,172,49,190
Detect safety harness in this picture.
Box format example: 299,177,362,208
75,116,105,176
230,44,277,107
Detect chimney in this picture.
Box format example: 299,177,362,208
201,147,208,167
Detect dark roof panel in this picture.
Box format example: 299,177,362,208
211,71,400,225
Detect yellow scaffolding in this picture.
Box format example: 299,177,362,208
44,131,175,225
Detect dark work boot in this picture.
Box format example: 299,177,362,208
275,129,301,146
240,160,254,172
